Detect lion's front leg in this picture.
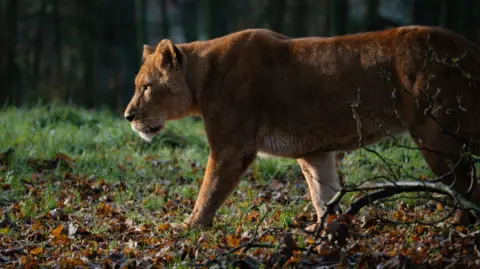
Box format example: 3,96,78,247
180,148,256,229
297,151,342,232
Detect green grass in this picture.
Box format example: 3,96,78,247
0,103,455,267
0,103,435,223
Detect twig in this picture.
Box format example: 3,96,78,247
228,242,277,254
306,180,480,254
228,211,273,255
196,210,275,267
341,181,480,213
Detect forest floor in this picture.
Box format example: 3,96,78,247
0,104,480,268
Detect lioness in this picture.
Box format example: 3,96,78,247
125,26,480,231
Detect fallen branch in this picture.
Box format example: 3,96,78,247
343,181,480,214
307,180,480,254
323,181,480,223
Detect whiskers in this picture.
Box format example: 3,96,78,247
133,119,162,131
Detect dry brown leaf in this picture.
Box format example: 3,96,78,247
226,235,240,248
52,224,64,238
157,223,170,232
30,247,43,256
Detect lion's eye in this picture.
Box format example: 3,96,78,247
141,85,149,93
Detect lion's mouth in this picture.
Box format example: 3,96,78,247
144,125,163,134
132,124,164,142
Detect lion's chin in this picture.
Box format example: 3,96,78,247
131,124,163,142
138,132,156,142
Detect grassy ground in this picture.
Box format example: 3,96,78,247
0,104,478,268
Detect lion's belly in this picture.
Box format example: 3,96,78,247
257,131,315,157
257,128,350,158
256,123,407,158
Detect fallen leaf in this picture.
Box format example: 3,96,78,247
157,223,170,232
52,224,64,238
327,214,337,224
226,235,240,248
260,234,276,243
30,247,43,256
68,222,78,237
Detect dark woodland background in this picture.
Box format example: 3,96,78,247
1,0,479,111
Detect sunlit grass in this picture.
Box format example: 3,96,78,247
1,102,464,267
0,103,433,220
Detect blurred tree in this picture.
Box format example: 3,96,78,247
365,0,402,31
474,0,480,43
207,0,229,38
1,0,20,104
34,0,47,89
267,0,286,34
52,0,62,82
136,0,147,46
329,0,348,35
439,0,456,29
177,0,199,42
426,0,479,43
75,0,95,107
160,0,170,38
412,0,439,26
315,0,330,36
453,0,478,42
113,0,141,109
291,0,308,37
0,0,478,108
365,0,379,30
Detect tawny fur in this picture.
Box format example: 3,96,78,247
125,26,480,229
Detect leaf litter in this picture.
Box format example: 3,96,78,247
0,151,480,268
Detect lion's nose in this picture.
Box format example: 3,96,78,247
125,113,136,122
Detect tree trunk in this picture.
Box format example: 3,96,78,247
267,0,285,34
207,0,228,38
456,0,477,42
0,0,7,104
75,0,95,107
329,0,348,36
2,0,20,104
180,0,198,42
439,0,457,30
34,0,47,87
160,0,170,38
412,0,439,26
52,0,62,93
136,0,147,46
365,0,379,31
291,0,308,37
121,0,139,110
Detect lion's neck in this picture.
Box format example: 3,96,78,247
178,42,211,117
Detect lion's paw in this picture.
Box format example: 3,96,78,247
170,222,190,231
305,223,320,233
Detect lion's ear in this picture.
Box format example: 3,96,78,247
155,39,182,69
142,45,155,60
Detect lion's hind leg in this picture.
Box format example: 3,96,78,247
297,151,342,232
409,117,479,223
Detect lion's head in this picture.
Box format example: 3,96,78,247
124,39,191,141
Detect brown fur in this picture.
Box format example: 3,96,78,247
125,26,480,229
